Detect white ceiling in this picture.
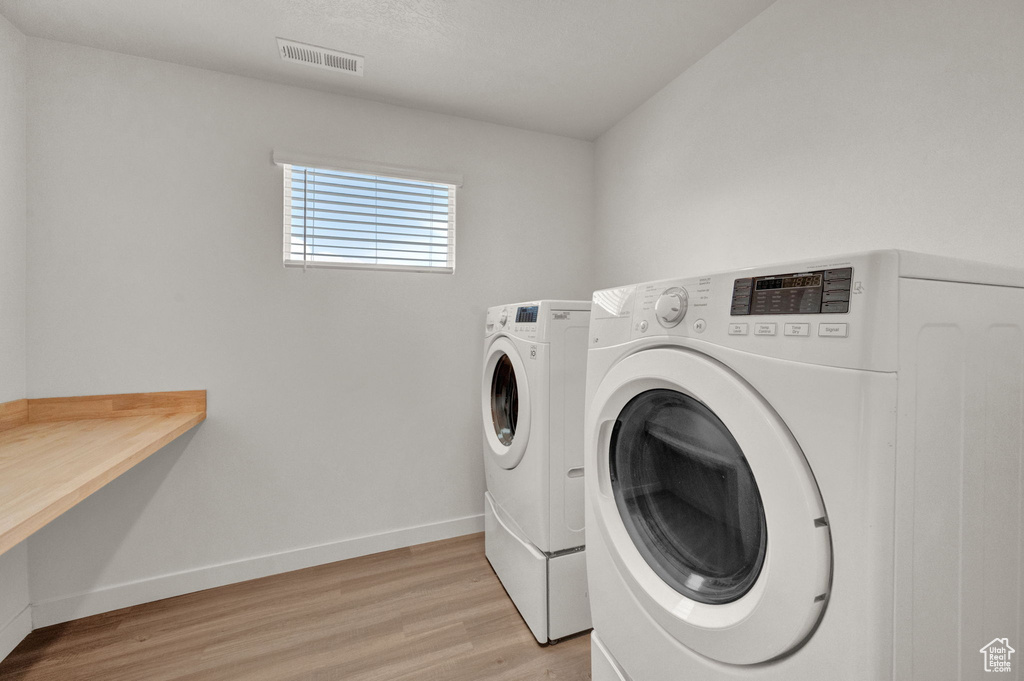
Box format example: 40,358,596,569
0,0,775,140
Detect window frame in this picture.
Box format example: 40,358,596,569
273,152,462,274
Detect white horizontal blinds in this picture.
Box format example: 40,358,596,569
284,164,455,272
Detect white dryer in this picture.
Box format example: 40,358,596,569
482,300,592,643
584,251,1024,680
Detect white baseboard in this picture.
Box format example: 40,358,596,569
0,606,32,662
32,513,484,628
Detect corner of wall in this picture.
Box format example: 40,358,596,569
0,9,27,404
0,543,31,661
0,10,32,662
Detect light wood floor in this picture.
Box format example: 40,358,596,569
0,533,591,680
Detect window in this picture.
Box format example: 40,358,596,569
275,154,460,273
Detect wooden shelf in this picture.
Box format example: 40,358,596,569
0,391,206,557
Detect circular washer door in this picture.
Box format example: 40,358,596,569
612,388,767,607
482,336,532,469
587,347,832,665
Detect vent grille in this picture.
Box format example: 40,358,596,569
277,38,364,76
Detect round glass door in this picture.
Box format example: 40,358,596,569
610,388,767,605
490,353,519,446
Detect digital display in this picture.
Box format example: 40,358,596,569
516,306,539,323
755,274,822,290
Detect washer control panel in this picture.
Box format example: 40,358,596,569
514,305,539,323
509,305,539,336
591,252,898,372
731,267,852,316
487,301,593,341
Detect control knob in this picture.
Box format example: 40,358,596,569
498,309,509,328
654,287,688,327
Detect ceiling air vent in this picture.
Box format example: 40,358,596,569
276,38,364,76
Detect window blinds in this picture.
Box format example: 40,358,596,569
281,162,457,273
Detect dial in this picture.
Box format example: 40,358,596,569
654,287,688,327
498,309,509,327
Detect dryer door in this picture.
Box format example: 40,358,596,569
588,347,832,665
482,336,532,469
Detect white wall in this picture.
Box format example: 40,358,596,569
0,11,31,660
594,0,1024,287
24,39,594,624
0,10,25,401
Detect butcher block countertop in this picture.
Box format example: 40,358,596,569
0,391,206,557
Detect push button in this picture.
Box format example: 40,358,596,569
754,323,777,336
823,279,851,292
818,323,849,337
728,323,749,336
825,268,853,281
784,323,810,336
821,301,850,313
822,290,850,303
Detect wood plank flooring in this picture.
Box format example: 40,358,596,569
0,533,591,680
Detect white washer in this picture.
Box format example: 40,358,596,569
585,251,1024,680
482,300,592,643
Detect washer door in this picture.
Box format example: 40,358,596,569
612,388,767,607
482,336,531,469
588,347,832,665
